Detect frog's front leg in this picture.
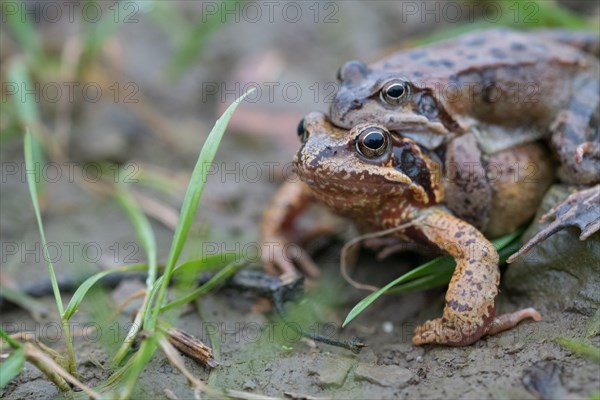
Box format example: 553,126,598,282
402,207,541,346
260,179,321,280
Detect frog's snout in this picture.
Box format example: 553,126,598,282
330,94,363,127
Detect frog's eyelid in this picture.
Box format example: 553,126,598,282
375,76,411,88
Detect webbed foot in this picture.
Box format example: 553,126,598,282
508,185,600,263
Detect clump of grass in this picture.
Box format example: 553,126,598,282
2,90,254,398
110,90,255,398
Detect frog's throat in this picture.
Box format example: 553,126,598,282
389,115,449,135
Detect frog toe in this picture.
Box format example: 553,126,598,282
575,141,600,163
261,242,320,279
487,308,542,336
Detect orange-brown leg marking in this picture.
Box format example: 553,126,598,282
411,208,540,346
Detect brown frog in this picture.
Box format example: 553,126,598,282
262,112,559,346
329,28,600,261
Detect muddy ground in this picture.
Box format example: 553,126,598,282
1,1,599,399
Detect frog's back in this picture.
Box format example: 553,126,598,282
372,28,599,131
372,28,596,83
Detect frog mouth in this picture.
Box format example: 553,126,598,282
389,115,448,134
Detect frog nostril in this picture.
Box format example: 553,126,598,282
350,99,363,110
324,146,338,157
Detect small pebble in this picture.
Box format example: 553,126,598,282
243,379,257,391
382,321,394,334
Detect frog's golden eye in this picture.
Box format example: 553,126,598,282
297,118,309,143
356,127,389,158
380,79,410,105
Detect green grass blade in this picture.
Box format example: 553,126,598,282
0,328,25,388
145,88,255,330
79,0,124,65
111,181,159,365
24,131,63,316
94,351,137,393
7,60,41,125
343,228,525,327
556,337,600,363
160,260,246,312
493,227,525,250
115,182,158,287
118,335,159,399
418,0,592,47
62,264,148,321
4,8,42,57
0,285,49,320
112,90,252,394
0,347,25,389
142,253,240,328
0,327,22,349
10,61,45,198
176,252,240,272
386,268,455,294
165,0,240,78
343,269,427,328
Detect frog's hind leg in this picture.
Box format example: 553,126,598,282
551,72,600,185
409,208,540,346
507,73,600,262
508,184,600,263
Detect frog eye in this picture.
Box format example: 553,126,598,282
356,127,389,158
380,79,410,105
297,118,309,143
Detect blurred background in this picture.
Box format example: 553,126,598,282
2,0,598,281
1,1,599,398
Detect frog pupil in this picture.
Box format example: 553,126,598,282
363,131,385,150
356,127,389,158
386,83,405,99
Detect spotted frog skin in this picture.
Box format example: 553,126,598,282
262,112,558,346
331,29,600,185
